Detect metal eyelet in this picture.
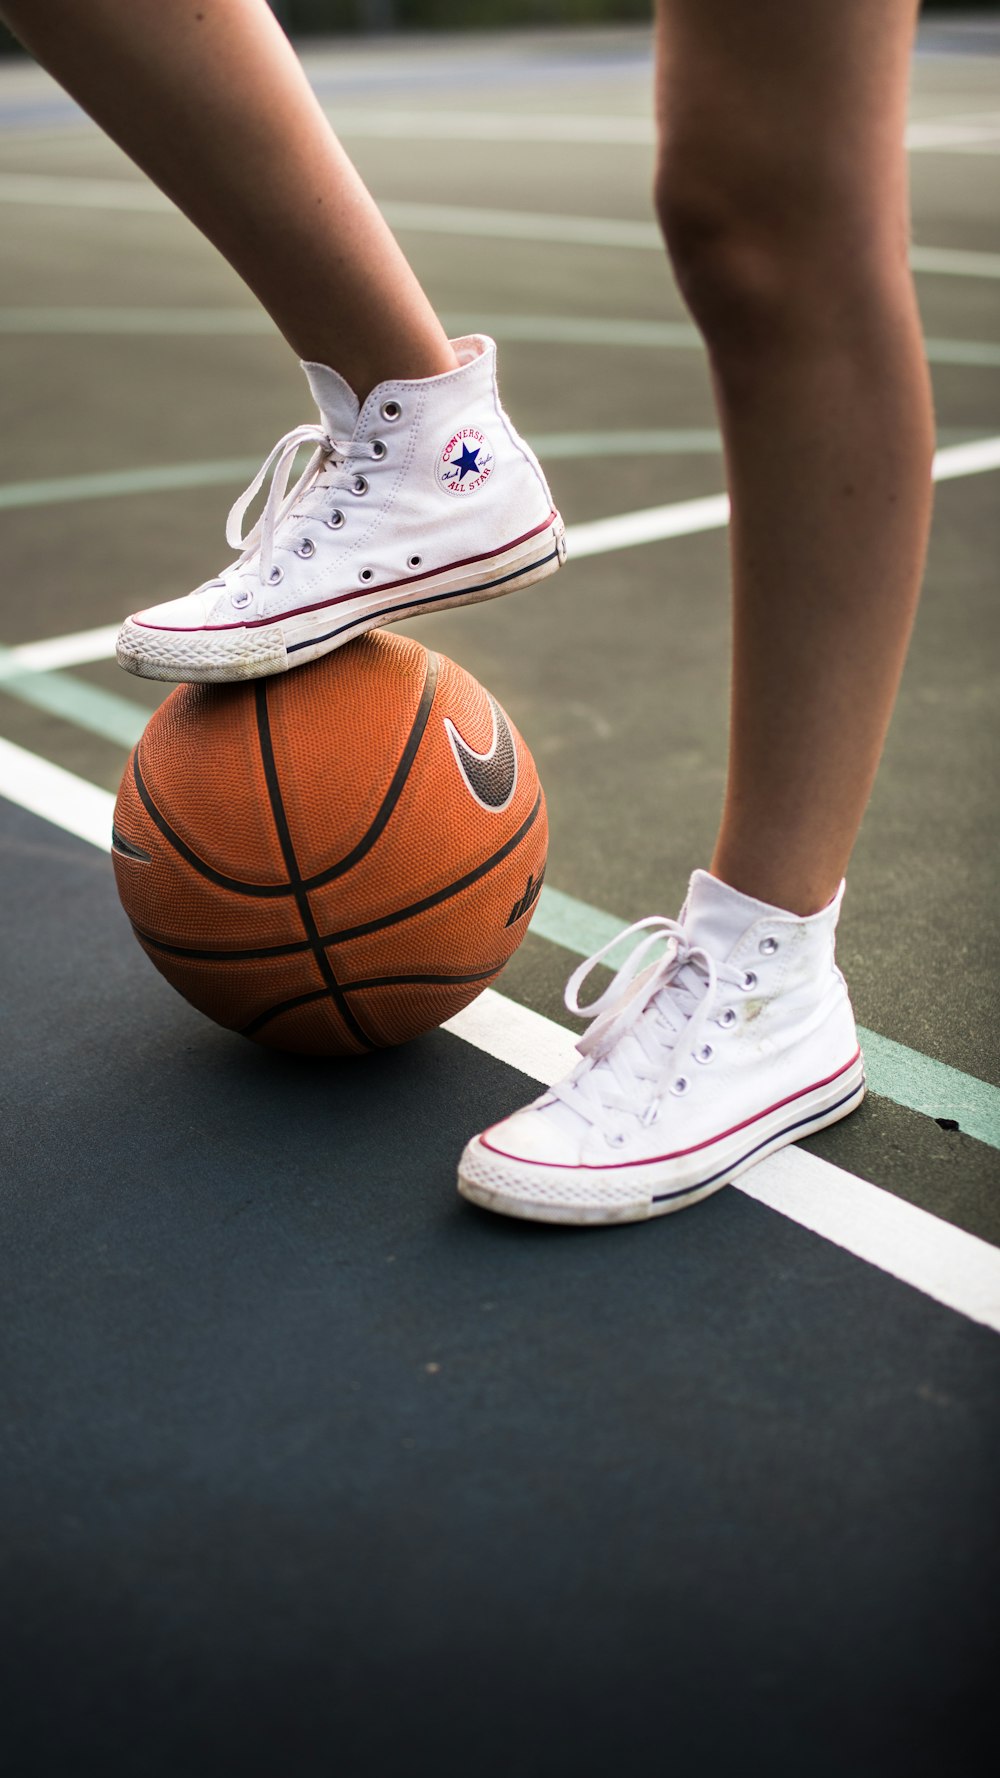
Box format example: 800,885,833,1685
759,935,779,956
359,567,374,584
694,1044,714,1065
266,566,283,586
350,474,369,497
325,509,345,530
605,1130,627,1149
717,1007,737,1029
407,555,422,570
670,1077,690,1097
742,971,758,992
380,399,402,422
293,537,316,559
370,439,388,461
230,586,253,609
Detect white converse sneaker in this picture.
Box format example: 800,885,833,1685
116,334,566,682
458,870,865,1226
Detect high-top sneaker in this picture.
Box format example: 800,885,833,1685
116,334,565,682
458,870,865,1225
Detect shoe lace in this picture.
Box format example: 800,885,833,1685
225,424,381,585
550,916,749,1132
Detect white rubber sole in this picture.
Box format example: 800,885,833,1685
116,514,566,684
457,1054,866,1227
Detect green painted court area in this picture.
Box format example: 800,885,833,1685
0,22,997,1778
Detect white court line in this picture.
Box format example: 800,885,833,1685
3,99,999,153
328,107,1000,156
569,493,730,559
0,733,997,1336
737,1148,1000,1334
928,434,1000,481
4,623,122,672
5,432,998,672
2,174,1000,280
2,308,999,372
444,991,1000,1336
906,113,1000,153
0,172,174,210
565,433,1000,558
2,110,999,156
910,244,1000,280
0,733,118,849
331,108,657,145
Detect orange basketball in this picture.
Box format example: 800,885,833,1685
111,633,547,1055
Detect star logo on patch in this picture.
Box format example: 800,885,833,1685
437,426,495,496
451,442,482,481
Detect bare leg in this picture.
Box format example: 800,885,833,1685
654,0,934,916
0,0,457,398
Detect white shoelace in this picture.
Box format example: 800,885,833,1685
225,425,381,585
551,916,751,1133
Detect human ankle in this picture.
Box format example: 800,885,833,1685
297,340,462,406
707,851,842,919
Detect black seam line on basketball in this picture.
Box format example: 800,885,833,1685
130,787,541,964
316,788,543,946
131,924,312,963
128,789,542,968
241,961,509,1040
343,965,506,990
649,1081,865,1202
286,549,560,654
253,680,375,1051
111,825,151,862
240,988,334,1038
127,653,438,945
131,748,295,899
296,649,440,891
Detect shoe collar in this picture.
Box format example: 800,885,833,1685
680,868,845,962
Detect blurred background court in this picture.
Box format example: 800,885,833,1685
0,7,998,1775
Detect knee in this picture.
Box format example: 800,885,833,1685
654,161,767,339
654,150,908,362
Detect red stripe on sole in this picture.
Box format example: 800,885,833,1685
132,512,560,633
480,1048,863,1171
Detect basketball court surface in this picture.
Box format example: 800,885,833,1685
1,18,998,1775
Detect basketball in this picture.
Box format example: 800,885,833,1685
111,634,547,1055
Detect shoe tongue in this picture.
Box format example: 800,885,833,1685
680,868,787,961
301,359,361,439
546,878,798,1144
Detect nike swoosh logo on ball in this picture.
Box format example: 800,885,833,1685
445,696,518,811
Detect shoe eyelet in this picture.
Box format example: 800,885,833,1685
230,586,253,609
759,935,779,956
325,508,345,530
293,537,316,559
350,474,369,497
266,566,284,587
670,1077,690,1097
359,567,375,584
370,438,388,461
380,399,402,423
742,971,758,992
718,1007,737,1029
694,1044,714,1065
407,554,422,570
605,1130,627,1149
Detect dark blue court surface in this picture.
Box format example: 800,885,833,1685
2,798,998,1778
